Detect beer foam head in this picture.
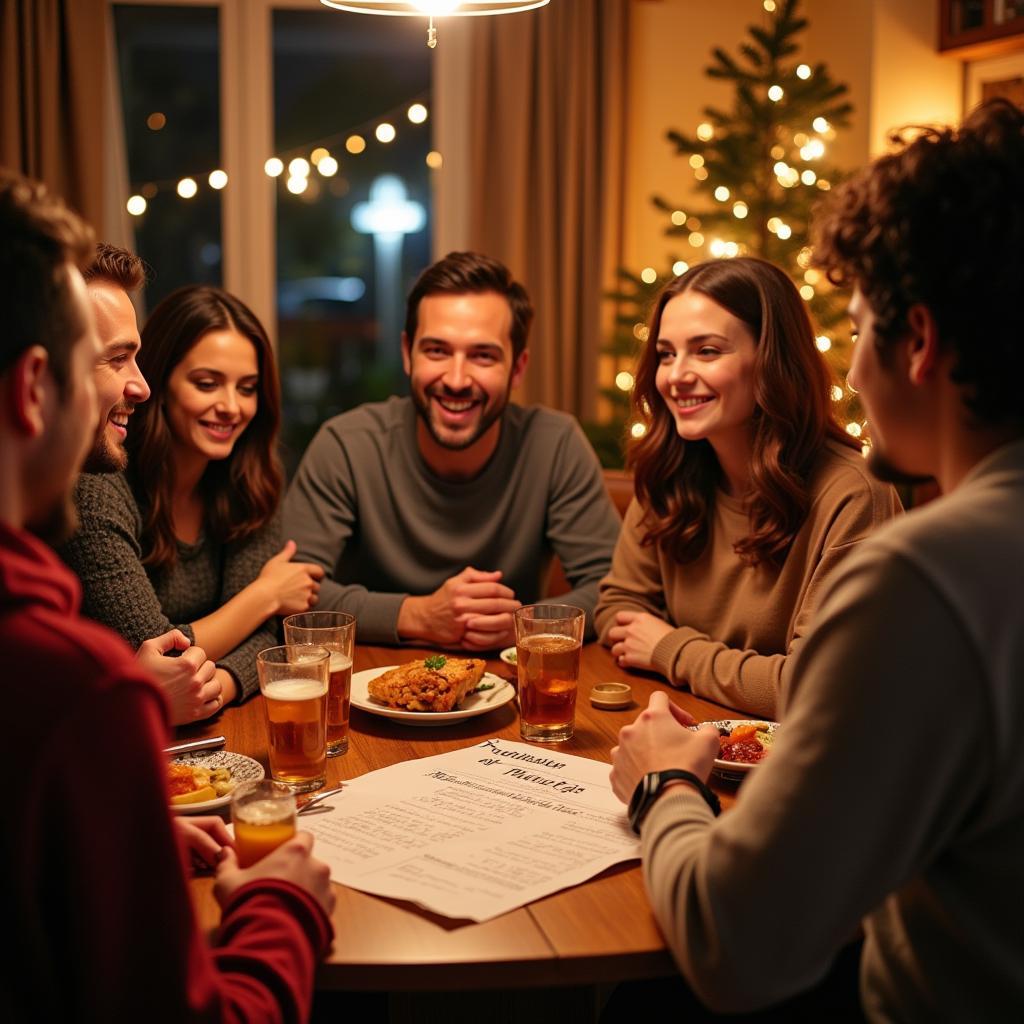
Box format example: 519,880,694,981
235,798,295,826
329,653,353,672
263,677,328,701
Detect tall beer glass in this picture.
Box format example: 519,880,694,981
256,644,329,792
283,611,356,756
514,604,585,743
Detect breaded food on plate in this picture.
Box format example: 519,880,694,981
368,656,486,712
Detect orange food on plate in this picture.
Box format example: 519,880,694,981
368,656,486,712
168,763,202,798
167,762,233,805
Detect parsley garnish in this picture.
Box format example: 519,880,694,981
424,655,447,670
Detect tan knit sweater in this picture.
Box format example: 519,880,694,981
595,441,901,717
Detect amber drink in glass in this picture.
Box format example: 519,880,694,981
256,644,329,792
284,611,355,756
515,604,585,743
232,780,297,868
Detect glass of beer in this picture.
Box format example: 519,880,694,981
283,611,356,757
514,604,585,743
256,644,330,792
231,779,297,868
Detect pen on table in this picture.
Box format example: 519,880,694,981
164,735,226,756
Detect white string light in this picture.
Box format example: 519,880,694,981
124,95,431,212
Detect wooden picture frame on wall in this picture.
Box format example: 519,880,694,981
940,0,1024,59
965,49,1024,110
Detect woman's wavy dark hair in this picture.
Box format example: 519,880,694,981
126,285,282,571
629,257,855,568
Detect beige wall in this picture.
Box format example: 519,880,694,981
623,0,963,273
869,0,962,153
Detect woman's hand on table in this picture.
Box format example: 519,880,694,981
214,832,336,917
607,610,675,673
610,691,720,803
176,815,233,873
257,540,325,616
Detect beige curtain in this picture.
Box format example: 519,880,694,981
455,1,630,419
0,0,107,228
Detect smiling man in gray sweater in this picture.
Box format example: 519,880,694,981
284,252,620,649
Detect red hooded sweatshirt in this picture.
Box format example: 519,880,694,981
0,521,332,1022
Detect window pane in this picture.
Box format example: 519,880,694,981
114,4,223,307
273,8,433,467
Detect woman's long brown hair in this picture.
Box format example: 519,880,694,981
127,285,283,572
629,257,855,567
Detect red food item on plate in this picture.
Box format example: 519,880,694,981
719,738,766,764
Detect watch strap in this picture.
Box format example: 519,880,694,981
629,769,721,834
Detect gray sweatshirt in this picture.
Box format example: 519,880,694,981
283,397,621,643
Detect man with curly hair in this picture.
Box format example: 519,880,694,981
610,99,1024,1019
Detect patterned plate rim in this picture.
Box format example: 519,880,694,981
168,749,265,814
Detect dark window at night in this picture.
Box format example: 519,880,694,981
114,5,223,309
273,8,433,468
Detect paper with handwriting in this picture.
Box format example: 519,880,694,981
302,738,639,922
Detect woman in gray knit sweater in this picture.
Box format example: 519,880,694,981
67,287,322,712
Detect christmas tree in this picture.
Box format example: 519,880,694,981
593,0,859,467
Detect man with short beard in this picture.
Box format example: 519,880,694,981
0,170,334,1022
59,244,226,725
285,251,620,648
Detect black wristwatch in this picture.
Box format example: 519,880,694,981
628,770,721,834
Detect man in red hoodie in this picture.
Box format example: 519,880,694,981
0,170,335,1020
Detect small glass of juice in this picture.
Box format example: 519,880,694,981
231,780,298,868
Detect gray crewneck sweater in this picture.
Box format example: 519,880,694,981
283,397,621,643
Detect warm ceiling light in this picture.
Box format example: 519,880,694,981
319,1,551,48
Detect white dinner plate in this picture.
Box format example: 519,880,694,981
499,646,518,667
351,665,516,726
168,749,265,814
692,719,779,781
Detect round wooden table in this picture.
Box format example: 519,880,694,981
180,643,745,992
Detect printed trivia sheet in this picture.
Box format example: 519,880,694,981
302,738,640,922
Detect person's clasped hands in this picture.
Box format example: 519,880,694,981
398,565,521,650
610,691,721,804
136,630,220,725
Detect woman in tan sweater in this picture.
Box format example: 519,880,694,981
596,258,900,718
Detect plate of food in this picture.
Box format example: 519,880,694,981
167,749,264,814
351,655,516,725
695,719,779,781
